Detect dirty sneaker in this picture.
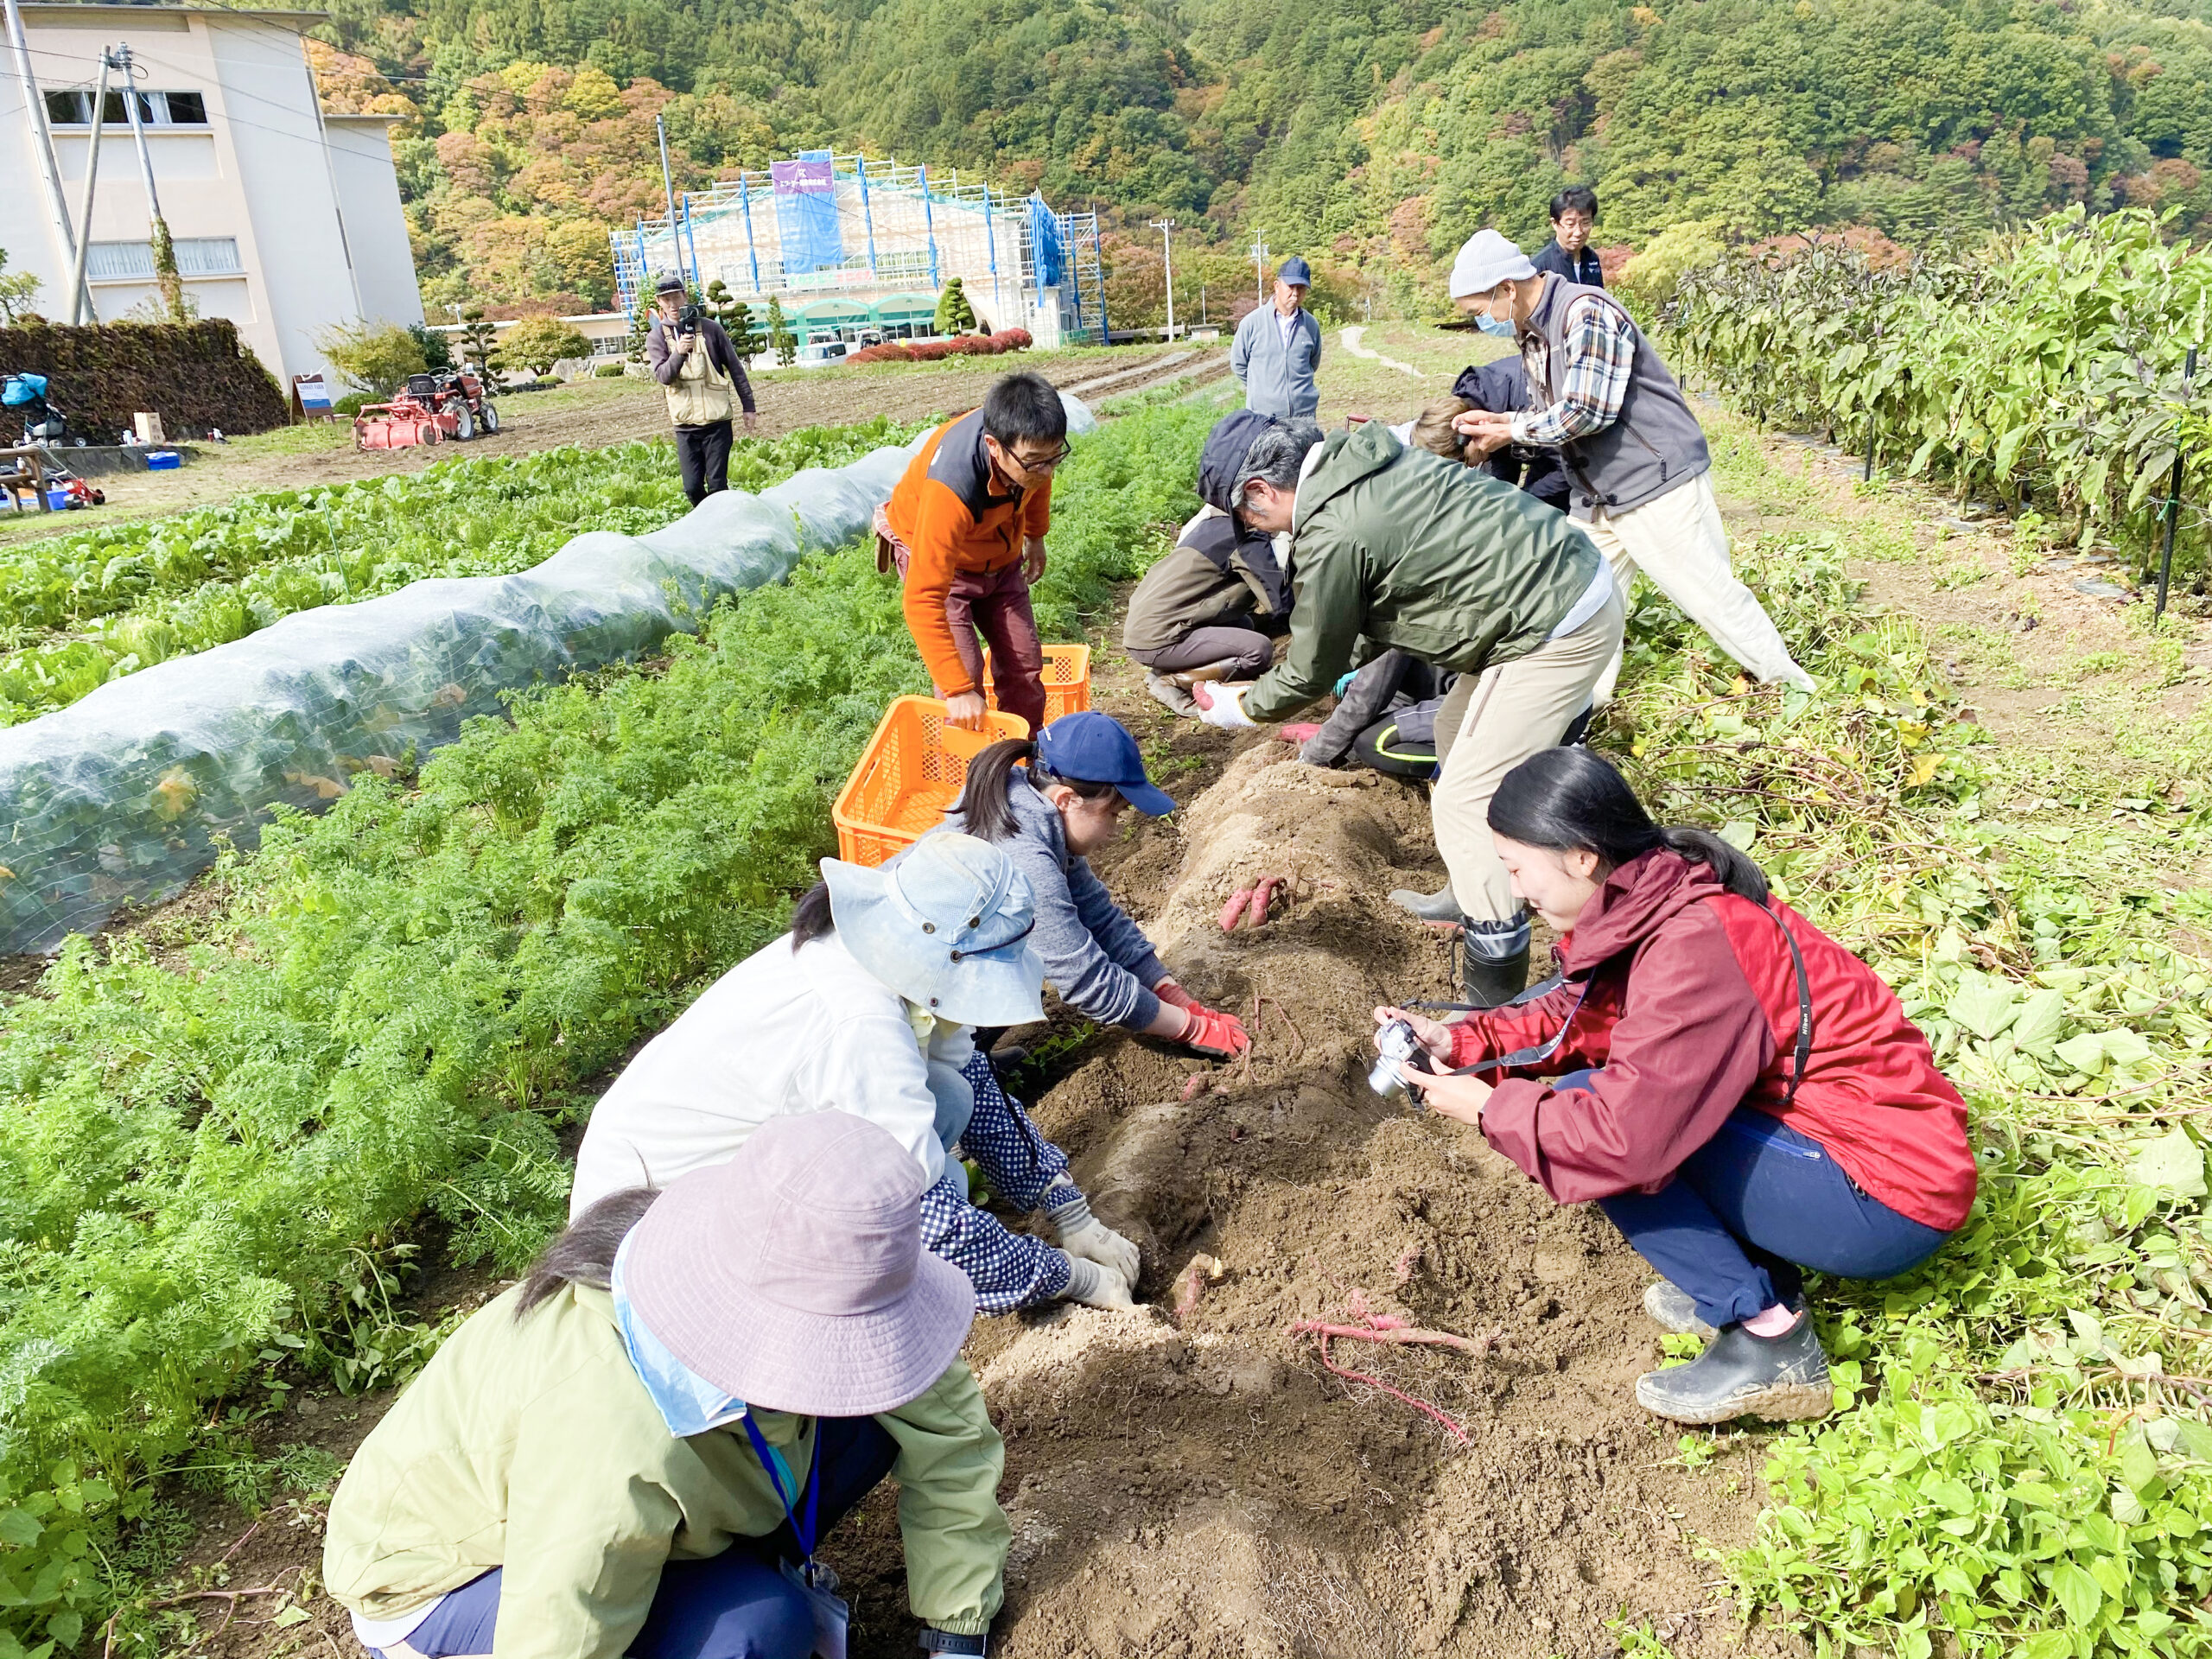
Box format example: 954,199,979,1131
1145,672,1198,716
1642,1281,1715,1338
1634,1310,1834,1426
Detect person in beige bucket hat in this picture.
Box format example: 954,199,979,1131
573,832,1146,1315
325,1111,1010,1659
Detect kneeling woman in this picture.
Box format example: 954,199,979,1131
942,710,1252,1059
326,1112,1008,1659
1375,748,1974,1425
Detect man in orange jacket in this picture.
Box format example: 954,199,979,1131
876,372,1069,733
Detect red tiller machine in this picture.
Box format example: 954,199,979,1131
353,370,502,451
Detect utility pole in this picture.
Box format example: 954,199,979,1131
1149,216,1175,341
63,48,111,326
655,115,679,278
115,44,183,321
6,0,94,322
1248,234,1269,305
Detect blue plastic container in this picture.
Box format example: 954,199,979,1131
144,450,181,471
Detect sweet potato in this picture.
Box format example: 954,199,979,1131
1217,887,1255,931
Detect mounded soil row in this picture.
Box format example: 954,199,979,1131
827,730,1796,1659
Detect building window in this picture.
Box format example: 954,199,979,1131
86,238,245,281
43,89,210,126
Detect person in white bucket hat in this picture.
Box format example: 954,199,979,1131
325,1111,1011,1659
572,832,1146,1313
1445,226,1812,703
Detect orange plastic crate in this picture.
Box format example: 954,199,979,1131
982,644,1092,724
833,696,1030,868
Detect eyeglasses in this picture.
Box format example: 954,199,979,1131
1005,443,1072,474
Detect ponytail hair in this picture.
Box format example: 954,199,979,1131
950,735,1118,842
517,1186,659,1319
1485,747,1769,904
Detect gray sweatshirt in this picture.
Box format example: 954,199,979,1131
937,775,1168,1029
1229,302,1322,422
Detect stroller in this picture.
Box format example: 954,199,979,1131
3,373,68,445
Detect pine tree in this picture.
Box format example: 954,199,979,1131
705,280,762,359
626,294,653,364
935,277,977,335
766,296,797,367
458,307,505,389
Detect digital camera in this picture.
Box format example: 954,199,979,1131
1369,1018,1429,1104
677,302,703,336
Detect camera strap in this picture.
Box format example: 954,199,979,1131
1415,897,1815,1099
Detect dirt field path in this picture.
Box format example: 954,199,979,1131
0,345,1229,543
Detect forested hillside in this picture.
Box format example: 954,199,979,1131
301,0,2212,315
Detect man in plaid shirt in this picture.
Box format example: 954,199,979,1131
1446,229,1811,699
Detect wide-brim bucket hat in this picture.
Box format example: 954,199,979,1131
621,1111,976,1417
821,832,1046,1027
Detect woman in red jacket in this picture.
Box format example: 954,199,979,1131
1375,747,1975,1426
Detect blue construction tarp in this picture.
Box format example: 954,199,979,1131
1027,195,1065,289
772,151,844,276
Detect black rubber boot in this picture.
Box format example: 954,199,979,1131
1389,883,1465,925
1634,1310,1833,1426
1459,940,1530,1008
1560,702,1595,747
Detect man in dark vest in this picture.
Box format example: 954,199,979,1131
1446,231,1811,699
1122,410,1294,714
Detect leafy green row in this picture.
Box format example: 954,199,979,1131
0,421,918,728
1612,426,2212,1657
0,402,1216,1658
1664,207,2212,586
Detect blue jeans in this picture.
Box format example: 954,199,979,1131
1558,1071,1952,1329
381,1416,899,1659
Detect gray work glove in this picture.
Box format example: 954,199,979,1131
1049,1191,1141,1288
1063,1254,1135,1311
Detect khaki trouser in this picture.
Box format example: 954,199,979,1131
1431,584,1626,925
1580,471,1807,700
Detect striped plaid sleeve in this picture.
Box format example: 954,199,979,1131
1512,295,1637,447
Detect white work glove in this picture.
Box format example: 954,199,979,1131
1049,1191,1142,1287
1192,682,1256,731
1063,1254,1135,1310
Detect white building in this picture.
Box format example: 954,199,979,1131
1,3,421,387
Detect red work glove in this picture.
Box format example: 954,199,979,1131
1178,1002,1251,1059
1277,722,1322,744
1154,981,1197,1013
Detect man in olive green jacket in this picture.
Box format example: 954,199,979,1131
1195,422,1624,1004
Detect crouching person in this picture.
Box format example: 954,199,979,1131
1192,419,1623,1006
324,1111,1008,1659
1374,748,1974,1426
1123,410,1294,715
572,833,1144,1313
941,710,1251,1059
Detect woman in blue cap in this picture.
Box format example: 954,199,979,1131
940,711,1253,1060
574,832,1143,1314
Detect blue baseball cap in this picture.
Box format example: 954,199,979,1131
1033,712,1175,816
1277,256,1313,286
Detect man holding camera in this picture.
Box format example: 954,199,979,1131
645,270,758,505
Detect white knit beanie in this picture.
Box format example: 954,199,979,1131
1448,230,1538,299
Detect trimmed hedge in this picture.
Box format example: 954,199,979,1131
0,319,288,442
845,327,1032,365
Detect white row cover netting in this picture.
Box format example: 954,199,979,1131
0,394,1096,953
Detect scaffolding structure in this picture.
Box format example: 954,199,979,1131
612,151,1107,348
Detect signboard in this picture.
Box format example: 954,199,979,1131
771,151,842,276
291,374,334,421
